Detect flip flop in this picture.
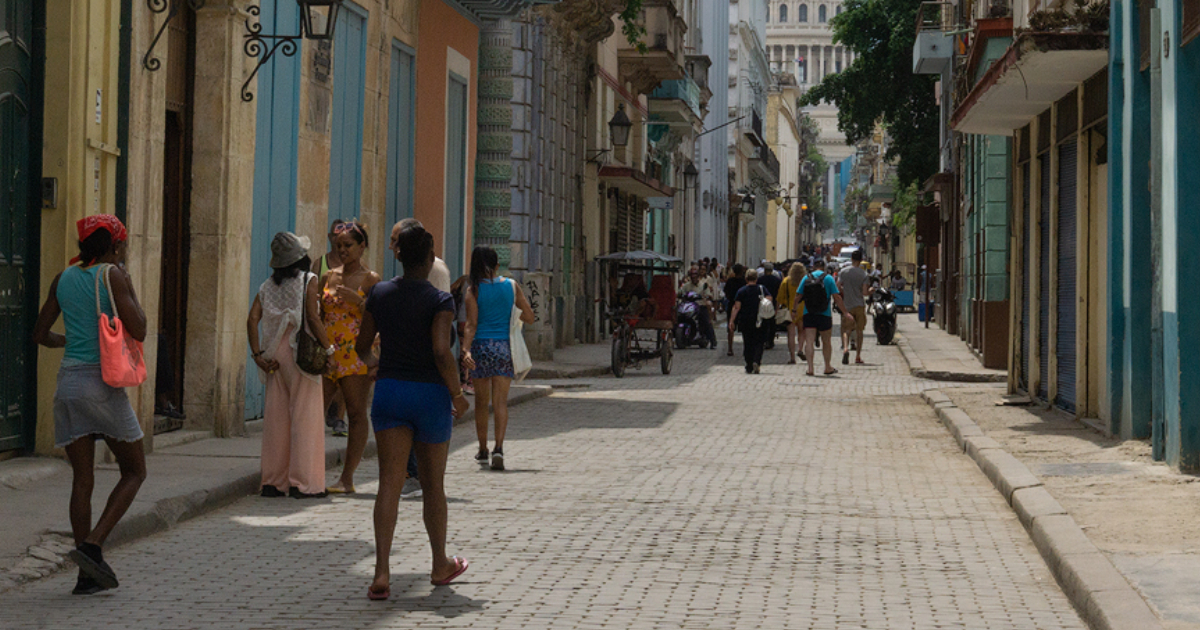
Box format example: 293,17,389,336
325,485,355,495
805,370,815,376
855,358,865,364
367,585,390,601
431,556,469,586
824,369,839,376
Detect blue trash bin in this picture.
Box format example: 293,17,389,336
918,302,927,322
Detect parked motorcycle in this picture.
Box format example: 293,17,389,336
870,287,897,345
675,291,709,349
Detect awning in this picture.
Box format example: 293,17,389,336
598,166,676,198
446,0,561,23
951,32,1108,135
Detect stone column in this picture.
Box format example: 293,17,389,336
183,2,258,436
475,19,516,269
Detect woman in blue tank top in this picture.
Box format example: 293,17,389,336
32,215,148,596
461,246,534,471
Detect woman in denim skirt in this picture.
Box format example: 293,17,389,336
460,246,535,471
32,215,148,595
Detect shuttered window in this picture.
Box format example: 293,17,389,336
1056,140,1078,411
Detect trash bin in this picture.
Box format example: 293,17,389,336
918,302,927,322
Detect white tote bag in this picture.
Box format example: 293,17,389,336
509,280,532,380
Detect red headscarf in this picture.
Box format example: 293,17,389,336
70,214,128,264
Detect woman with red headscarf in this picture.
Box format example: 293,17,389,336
32,214,148,596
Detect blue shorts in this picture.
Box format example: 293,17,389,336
370,379,453,444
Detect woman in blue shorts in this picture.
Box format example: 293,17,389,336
461,246,535,471
355,223,471,600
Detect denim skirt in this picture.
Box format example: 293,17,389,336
54,365,143,448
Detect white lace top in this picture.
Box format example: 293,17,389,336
256,272,319,383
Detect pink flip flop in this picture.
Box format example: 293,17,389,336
431,556,469,586
367,585,390,600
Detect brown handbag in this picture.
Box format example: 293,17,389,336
294,274,328,375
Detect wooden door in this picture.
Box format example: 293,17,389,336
384,41,415,280
0,0,35,451
444,73,468,278
329,2,367,220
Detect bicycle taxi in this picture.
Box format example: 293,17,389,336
595,250,683,377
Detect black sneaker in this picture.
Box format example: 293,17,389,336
68,544,118,590
842,350,850,365
72,570,106,595
490,449,505,471
475,448,489,466
260,485,286,497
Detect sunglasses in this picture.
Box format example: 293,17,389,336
332,222,365,238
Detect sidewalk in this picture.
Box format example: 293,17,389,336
526,342,612,379
0,347,613,593
894,313,1007,382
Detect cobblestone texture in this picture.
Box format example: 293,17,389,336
0,338,1084,629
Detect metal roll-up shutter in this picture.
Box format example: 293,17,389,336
1021,163,1032,392
1056,141,1078,411
1038,155,1051,400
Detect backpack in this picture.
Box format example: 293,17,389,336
757,285,775,323
802,273,829,315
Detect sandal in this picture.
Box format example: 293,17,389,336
824,368,839,376
367,585,390,601
431,556,470,586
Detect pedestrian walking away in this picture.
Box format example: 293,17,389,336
392,218,455,500
461,246,536,471
356,222,471,600
722,264,747,356
32,214,149,596
758,262,782,350
247,232,332,500
728,269,768,374
837,250,871,365
320,221,381,495
795,258,853,376
313,218,347,430
777,262,807,364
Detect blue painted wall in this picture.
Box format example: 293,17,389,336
246,0,302,419
384,41,416,280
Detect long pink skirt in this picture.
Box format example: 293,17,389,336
260,326,326,494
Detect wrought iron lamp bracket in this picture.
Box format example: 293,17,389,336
239,5,303,102
143,0,207,72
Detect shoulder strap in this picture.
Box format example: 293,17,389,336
298,273,313,335
94,264,118,319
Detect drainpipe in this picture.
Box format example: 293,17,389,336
1150,7,1165,460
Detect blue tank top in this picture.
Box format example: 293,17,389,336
475,278,515,340
56,265,114,365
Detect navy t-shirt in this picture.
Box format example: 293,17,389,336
734,284,768,329
364,278,455,384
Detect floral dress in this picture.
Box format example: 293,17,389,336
321,286,369,380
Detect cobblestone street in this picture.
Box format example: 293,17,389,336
0,336,1086,630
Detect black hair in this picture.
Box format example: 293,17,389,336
732,263,746,276
271,255,312,285
470,246,499,289
396,225,434,272
78,229,114,266
338,220,369,248
851,249,863,262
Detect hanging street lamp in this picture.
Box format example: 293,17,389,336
609,103,633,148
240,0,346,102
683,162,699,189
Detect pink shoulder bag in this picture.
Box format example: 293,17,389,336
95,264,147,387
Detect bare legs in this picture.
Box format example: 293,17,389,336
330,374,372,492
786,322,798,363
473,376,512,453
64,436,147,547
803,328,836,375
372,428,455,592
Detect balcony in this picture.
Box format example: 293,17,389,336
649,78,702,126
750,145,781,184
686,54,713,112
951,31,1107,135
617,0,687,94
869,183,895,202
738,107,766,146
912,2,955,74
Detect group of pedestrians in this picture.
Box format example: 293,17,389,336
33,213,534,599
721,250,875,376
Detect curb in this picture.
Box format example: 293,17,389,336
0,386,555,594
525,365,611,380
896,334,1007,383
919,389,1164,630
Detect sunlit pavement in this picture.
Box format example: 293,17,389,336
0,333,1085,629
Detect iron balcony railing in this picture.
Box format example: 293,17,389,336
650,78,702,119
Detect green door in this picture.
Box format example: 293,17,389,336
0,0,36,451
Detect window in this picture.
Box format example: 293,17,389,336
799,4,808,22
819,5,827,22
836,5,843,15
780,4,788,22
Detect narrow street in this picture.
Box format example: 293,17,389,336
0,335,1085,630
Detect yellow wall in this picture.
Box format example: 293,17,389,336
35,0,122,453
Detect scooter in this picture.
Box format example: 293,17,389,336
675,292,709,349
870,287,897,345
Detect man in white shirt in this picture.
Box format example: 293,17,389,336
680,266,718,348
